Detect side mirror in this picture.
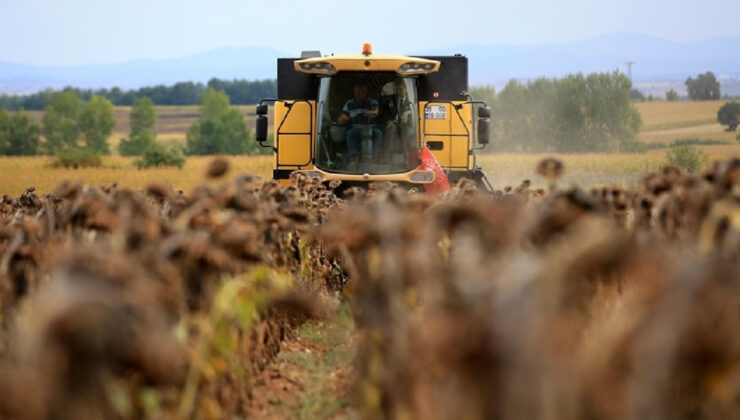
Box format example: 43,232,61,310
477,118,490,145
256,114,268,143
256,104,268,116
478,106,491,119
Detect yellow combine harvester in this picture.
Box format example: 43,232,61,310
254,44,492,191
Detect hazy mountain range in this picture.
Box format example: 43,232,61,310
1,33,739,96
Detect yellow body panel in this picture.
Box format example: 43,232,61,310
274,101,315,170
295,54,440,74
273,99,475,179
420,101,473,171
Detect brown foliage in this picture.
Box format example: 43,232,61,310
320,160,740,420
0,172,344,419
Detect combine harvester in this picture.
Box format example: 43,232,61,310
254,43,492,193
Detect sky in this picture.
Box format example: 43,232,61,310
1,0,739,66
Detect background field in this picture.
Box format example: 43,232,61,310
6,100,739,195
635,100,738,144
0,155,272,195
3,144,740,195
478,145,740,189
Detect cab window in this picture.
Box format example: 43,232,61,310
315,72,419,174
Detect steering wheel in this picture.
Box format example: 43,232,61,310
356,113,378,125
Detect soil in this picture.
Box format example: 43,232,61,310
246,302,359,419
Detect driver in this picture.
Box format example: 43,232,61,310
338,81,383,160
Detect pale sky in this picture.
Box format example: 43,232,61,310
1,0,739,66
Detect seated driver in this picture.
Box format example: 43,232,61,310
337,81,383,160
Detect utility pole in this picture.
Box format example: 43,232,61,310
625,61,635,81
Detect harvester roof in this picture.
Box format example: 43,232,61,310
294,45,440,75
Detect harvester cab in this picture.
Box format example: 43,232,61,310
255,44,492,192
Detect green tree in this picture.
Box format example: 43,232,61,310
665,145,708,173
629,88,646,102
717,101,740,132
78,95,116,154
42,91,81,153
6,112,41,155
582,72,642,152
0,109,9,154
492,71,641,153
51,148,103,168
119,96,157,156
187,89,251,155
685,72,721,100
129,96,156,137
469,85,496,105
119,132,156,156
134,143,185,169
201,88,230,119
666,89,679,101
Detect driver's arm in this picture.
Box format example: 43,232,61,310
365,99,379,115
338,100,351,124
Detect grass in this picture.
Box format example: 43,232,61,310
2,143,738,195
635,100,726,130
477,145,740,188
251,302,358,419
0,155,273,195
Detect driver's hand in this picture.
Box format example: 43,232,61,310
365,109,378,116
338,114,349,124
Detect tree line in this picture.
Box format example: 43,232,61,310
469,70,740,153
0,78,276,110
1,92,116,156
471,71,644,153
0,88,268,167
629,71,724,102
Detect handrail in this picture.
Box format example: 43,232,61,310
420,100,488,171
258,98,314,167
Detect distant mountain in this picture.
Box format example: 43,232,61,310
0,46,288,94
414,34,740,88
1,34,739,95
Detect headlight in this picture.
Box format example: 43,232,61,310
297,61,337,74
409,170,435,183
398,62,437,75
